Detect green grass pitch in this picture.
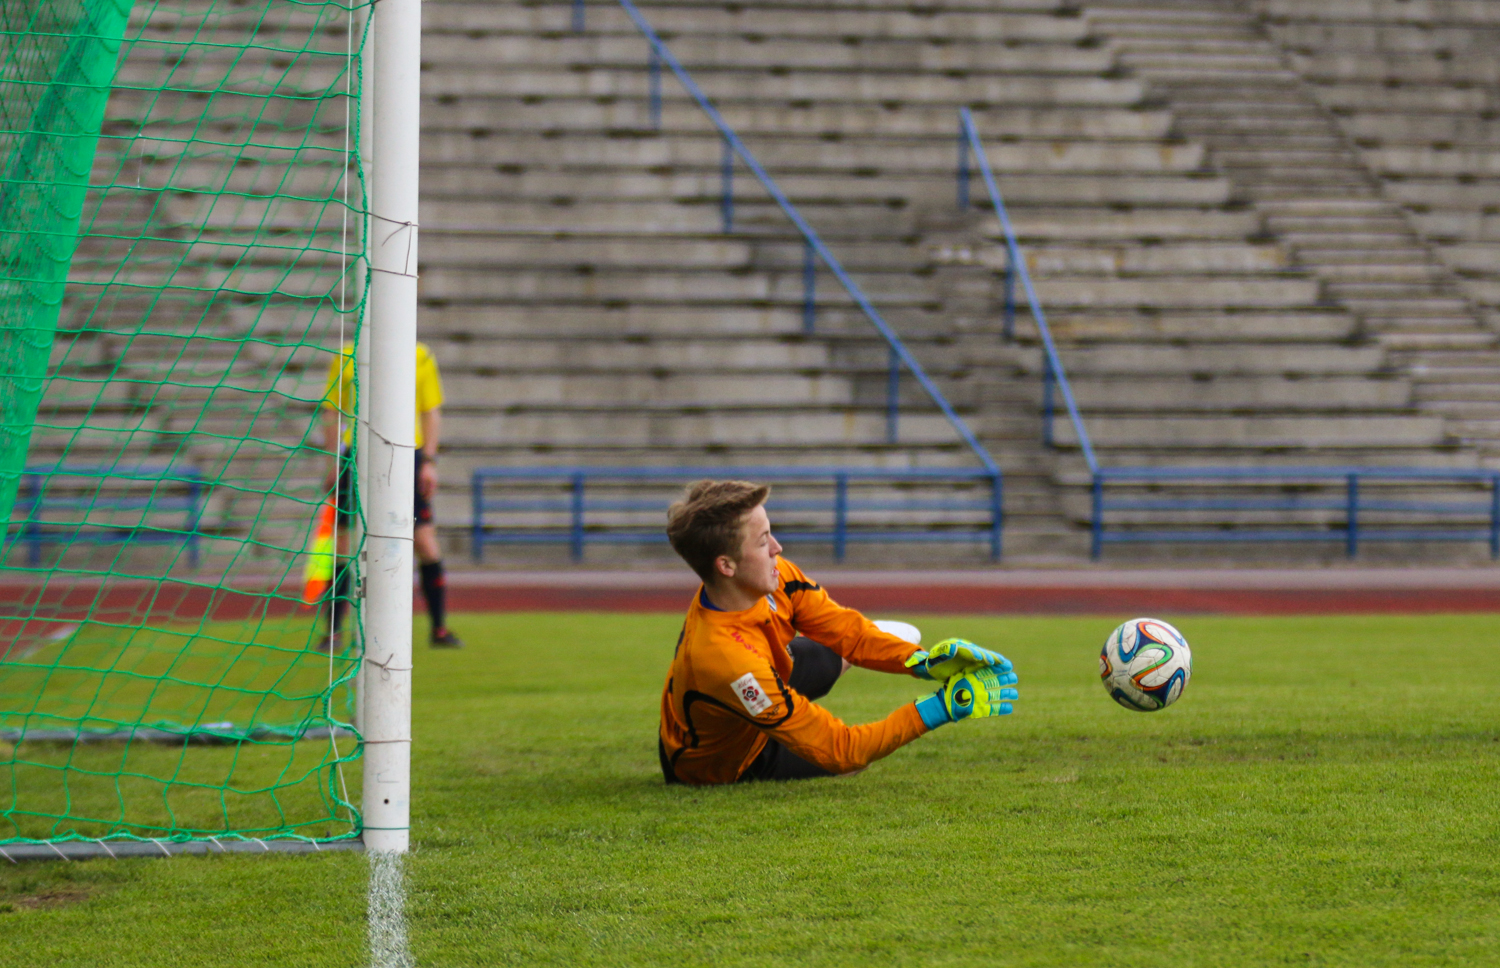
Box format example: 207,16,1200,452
1,611,1498,967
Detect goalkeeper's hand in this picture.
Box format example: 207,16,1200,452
914,667,1019,729
905,638,1013,681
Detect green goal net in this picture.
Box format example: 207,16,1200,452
0,0,369,849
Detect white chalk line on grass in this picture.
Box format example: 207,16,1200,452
369,851,415,968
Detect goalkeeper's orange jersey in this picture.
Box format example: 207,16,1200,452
659,557,930,785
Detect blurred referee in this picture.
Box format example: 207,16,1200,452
321,341,463,650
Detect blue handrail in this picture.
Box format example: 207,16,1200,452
956,108,1098,476
13,463,204,567
573,0,1000,478
1091,467,1500,560
472,466,1004,562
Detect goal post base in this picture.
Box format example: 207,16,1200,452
0,838,365,863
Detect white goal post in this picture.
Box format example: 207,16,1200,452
361,0,421,856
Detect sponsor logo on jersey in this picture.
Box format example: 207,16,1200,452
730,672,773,716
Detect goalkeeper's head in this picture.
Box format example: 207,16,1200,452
667,479,780,596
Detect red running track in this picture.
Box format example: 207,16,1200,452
2,569,1498,631
442,579,1500,615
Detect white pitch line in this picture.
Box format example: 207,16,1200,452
368,851,415,968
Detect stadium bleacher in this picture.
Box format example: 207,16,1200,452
33,0,1499,563
420,0,1463,561
1258,0,1500,457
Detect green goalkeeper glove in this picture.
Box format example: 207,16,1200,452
914,667,1019,729
905,637,1013,681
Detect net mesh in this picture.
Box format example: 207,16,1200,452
0,0,368,845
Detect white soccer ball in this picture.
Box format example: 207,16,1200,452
1099,617,1192,712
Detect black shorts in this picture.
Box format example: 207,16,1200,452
335,449,432,527
658,637,846,785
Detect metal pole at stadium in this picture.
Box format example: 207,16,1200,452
362,0,419,855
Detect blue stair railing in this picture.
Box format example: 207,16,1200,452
956,108,1098,475
573,0,999,477
957,110,1500,561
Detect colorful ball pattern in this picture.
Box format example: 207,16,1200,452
1099,617,1192,712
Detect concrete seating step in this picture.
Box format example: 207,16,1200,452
1373,332,1499,351
1365,146,1500,178
1409,212,1500,243
1040,310,1357,342
428,337,837,369
1053,449,1484,475
1000,208,1262,241
425,34,1116,75
1050,414,1449,449
1260,0,1500,26
1290,51,1500,85
443,409,974,447
1312,263,1451,283
423,67,1147,107
1309,83,1493,114
420,305,941,336
1339,113,1500,145
1013,241,1288,274
441,373,859,406
1067,375,1412,410
417,267,938,304
1051,343,1387,375
429,99,1177,140
1016,275,1319,309
426,3,1085,43
1435,244,1500,273
1336,296,1476,316
1269,22,1499,57
1265,216,1411,234
1452,279,1500,307
418,170,1234,207
1382,179,1500,210
420,132,1208,173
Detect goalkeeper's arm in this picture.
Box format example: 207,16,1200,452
743,665,1021,775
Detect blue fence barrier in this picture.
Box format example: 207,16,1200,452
12,464,204,566
1091,467,1500,560
472,467,1003,562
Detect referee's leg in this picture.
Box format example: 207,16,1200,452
414,450,461,647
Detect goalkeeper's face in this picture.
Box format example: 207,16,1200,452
731,504,782,597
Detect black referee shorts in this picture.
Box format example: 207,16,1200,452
335,449,433,527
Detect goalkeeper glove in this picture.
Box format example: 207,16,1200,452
914,667,1019,729
905,637,1013,681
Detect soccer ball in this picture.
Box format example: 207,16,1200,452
1099,618,1192,712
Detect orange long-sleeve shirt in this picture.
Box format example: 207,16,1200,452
659,557,930,785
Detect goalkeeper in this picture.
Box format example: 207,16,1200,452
658,480,1018,785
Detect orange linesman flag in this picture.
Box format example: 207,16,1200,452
302,500,336,607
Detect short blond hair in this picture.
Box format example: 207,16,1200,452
665,479,771,581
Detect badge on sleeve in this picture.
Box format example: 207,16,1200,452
729,672,773,715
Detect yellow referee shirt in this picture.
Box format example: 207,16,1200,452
321,342,444,449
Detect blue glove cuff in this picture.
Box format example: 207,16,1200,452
915,693,950,730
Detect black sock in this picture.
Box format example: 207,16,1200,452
330,562,351,632
419,561,447,633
